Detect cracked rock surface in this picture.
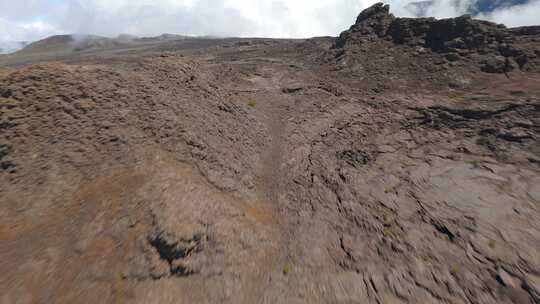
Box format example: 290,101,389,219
1,3,540,304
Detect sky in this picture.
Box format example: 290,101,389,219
1,0,540,48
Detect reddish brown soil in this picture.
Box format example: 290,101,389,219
1,6,540,304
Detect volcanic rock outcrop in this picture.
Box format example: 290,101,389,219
336,3,540,74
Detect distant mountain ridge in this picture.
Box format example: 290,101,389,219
0,41,29,54
1,1,533,54
16,34,127,55
11,33,193,56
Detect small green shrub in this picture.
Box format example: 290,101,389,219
283,264,291,275
448,91,465,99
382,227,393,238
247,101,257,107
466,159,482,168
400,120,415,129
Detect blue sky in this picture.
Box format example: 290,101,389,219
1,0,540,46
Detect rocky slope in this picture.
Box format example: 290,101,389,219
1,3,539,304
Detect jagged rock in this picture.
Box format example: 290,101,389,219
388,17,436,45
335,2,540,74
336,3,396,47
481,55,511,73
424,16,507,52
445,52,461,61
353,2,395,37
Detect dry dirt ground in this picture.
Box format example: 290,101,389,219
1,4,540,304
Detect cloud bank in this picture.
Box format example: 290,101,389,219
1,0,539,53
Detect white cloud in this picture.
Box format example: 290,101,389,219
421,0,473,18
0,18,61,42
56,0,378,38
477,0,540,27
0,0,539,53
0,17,63,53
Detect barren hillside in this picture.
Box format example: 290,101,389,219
1,3,539,304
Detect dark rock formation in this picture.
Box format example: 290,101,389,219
335,2,540,73
336,3,396,47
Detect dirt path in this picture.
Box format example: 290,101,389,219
234,62,294,302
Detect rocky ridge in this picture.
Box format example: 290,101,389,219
335,3,540,74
